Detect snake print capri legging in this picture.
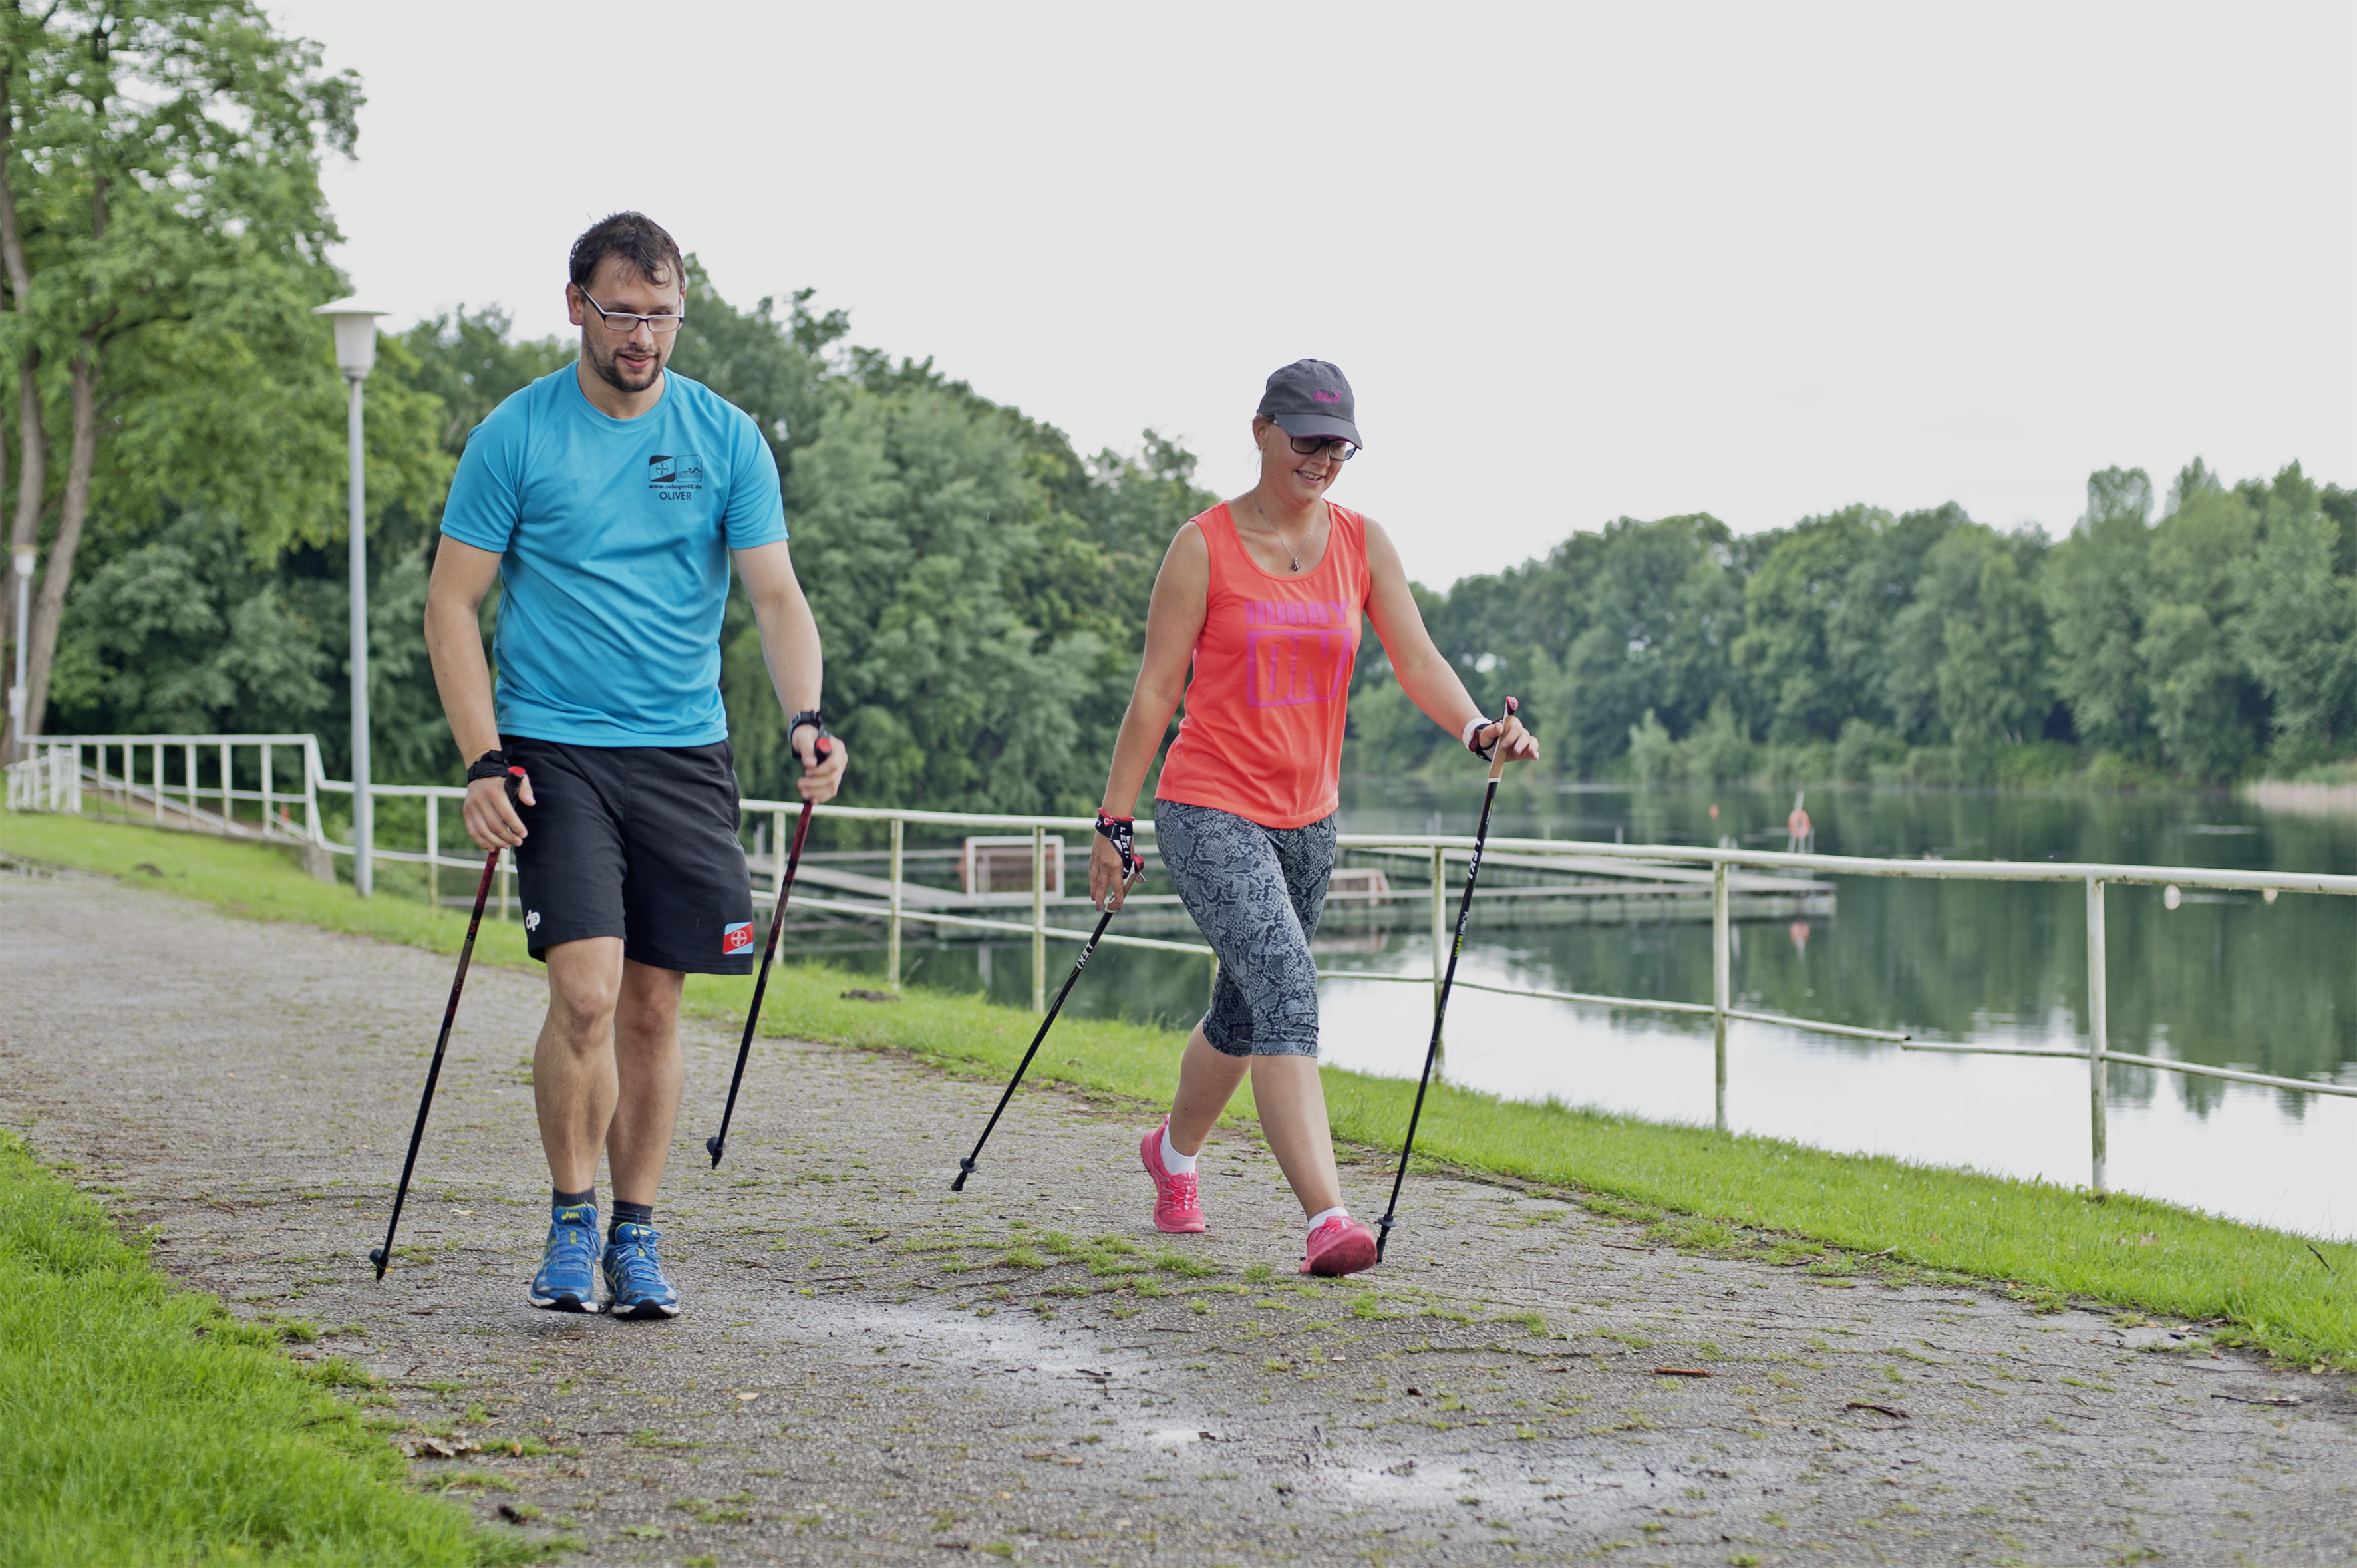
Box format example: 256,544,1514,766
1154,800,1337,1058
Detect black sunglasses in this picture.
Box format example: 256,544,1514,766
1282,432,1358,460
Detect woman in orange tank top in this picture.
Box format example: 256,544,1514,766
1088,360,1537,1277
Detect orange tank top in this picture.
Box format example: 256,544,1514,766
1155,501,1370,829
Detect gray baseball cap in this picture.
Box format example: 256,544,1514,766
1257,359,1361,448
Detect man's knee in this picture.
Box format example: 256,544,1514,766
615,963,685,1054
543,945,623,1046
545,985,617,1046
615,993,680,1052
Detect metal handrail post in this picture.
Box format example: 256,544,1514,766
218,740,232,833
183,742,196,830
1430,845,1446,1014
2088,877,2109,1194
303,736,322,845
887,816,903,991
1713,860,1730,1134
1032,823,1047,1013
152,742,164,824
424,790,438,904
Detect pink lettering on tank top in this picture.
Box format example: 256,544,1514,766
1243,599,1358,708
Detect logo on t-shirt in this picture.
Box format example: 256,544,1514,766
722,920,754,955
649,454,705,499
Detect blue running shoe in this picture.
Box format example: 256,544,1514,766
529,1203,601,1312
603,1222,680,1319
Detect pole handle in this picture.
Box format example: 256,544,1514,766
1483,695,1519,782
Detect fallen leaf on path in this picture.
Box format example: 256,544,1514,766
405,1436,482,1458
1845,1402,1909,1419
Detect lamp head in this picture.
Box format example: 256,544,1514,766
11,546,29,579
312,299,389,379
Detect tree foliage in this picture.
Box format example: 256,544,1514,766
1386,462,2356,785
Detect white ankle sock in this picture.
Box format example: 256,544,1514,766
1307,1205,1350,1231
1158,1127,1197,1176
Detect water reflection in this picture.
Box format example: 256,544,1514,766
796,782,2357,1238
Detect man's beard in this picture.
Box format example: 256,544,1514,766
587,337,661,395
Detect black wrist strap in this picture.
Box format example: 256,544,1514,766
1094,811,1139,879
787,709,832,750
466,750,511,782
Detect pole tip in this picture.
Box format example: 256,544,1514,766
367,1246,387,1275
705,1134,724,1166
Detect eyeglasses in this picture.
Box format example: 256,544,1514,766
577,287,685,336
1285,432,1358,460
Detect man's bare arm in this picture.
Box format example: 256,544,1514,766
733,540,847,803
424,537,534,848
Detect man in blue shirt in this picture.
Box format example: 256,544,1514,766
424,212,846,1319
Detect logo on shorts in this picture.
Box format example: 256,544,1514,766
649,454,704,499
525,909,541,933
722,921,754,955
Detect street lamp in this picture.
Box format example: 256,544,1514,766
314,299,387,897
9,543,30,760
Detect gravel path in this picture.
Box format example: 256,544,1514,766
4,863,2354,1567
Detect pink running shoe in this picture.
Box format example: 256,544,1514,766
1301,1215,1379,1277
1138,1120,1205,1234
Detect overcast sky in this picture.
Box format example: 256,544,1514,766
273,0,2357,589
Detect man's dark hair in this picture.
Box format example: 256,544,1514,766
569,212,685,291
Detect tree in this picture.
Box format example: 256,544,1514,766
1732,506,1878,742
2044,466,2155,757
762,379,1104,812
1,0,361,748
1933,531,2050,752
1557,514,1742,772
2233,464,2357,768
2138,462,2263,780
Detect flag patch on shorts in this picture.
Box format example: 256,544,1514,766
722,921,754,955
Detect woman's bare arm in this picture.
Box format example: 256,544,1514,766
1089,522,1211,907
1362,518,1537,762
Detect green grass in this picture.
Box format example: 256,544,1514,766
0,1130,528,1567
9,812,2356,1369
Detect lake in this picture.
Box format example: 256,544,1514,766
807,780,2357,1240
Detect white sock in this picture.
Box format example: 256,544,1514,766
1307,1205,1350,1231
1159,1127,1197,1176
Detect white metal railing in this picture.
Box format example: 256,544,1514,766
7,734,327,845
14,732,2357,1193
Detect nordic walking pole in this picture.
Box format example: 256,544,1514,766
1375,696,1519,1263
371,768,524,1281
951,830,1142,1191
707,736,832,1168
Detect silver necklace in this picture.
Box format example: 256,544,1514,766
1252,496,1308,572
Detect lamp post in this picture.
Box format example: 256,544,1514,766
9,543,29,760
314,299,387,896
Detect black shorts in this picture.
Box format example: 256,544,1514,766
506,736,755,975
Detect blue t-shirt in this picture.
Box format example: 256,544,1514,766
439,366,787,746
